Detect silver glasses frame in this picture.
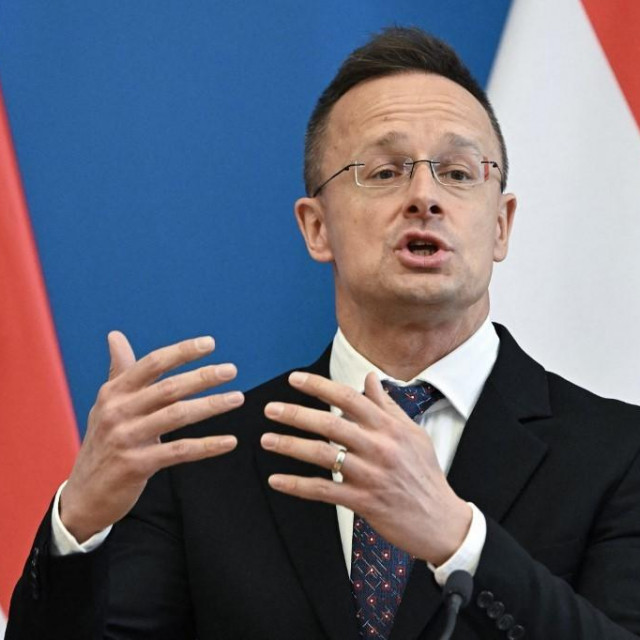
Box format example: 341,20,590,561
312,154,504,197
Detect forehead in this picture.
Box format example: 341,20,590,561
325,72,497,159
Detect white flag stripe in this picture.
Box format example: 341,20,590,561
0,606,7,639
489,0,640,403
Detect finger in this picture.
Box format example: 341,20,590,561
136,390,245,440
363,372,409,420
132,362,238,415
261,433,361,476
287,371,389,430
107,331,136,380
263,402,364,451
116,336,216,391
267,473,359,509
150,434,238,472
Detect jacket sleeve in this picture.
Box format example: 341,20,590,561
5,467,195,640
461,449,640,639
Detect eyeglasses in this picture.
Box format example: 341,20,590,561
312,152,504,197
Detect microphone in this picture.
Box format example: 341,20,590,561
438,570,474,640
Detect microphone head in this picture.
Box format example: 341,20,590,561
442,570,474,608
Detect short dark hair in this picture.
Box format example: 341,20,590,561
304,26,508,195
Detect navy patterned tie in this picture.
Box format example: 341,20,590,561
351,380,443,639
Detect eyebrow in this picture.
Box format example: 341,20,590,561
366,131,410,150
359,130,483,155
441,132,482,154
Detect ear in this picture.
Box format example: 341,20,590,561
493,192,517,263
294,196,334,263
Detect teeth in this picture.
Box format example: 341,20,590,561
408,242,437,256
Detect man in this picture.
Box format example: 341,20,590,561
7,27,640,639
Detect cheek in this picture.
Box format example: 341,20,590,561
325,203,379,261
464,214,501,268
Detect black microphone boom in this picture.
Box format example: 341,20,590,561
438,570,474,640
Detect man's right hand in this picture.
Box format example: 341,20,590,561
59,331,244,543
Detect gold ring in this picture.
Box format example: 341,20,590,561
332,448,347,474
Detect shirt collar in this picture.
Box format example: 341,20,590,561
329,316,499,420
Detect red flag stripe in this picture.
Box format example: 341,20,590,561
581,0,640,129
0,84,79,613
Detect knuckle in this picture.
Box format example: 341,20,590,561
166,401,188,424
109,424,137,451
96,381,113,405
169,439,190,459
380,441,400,466
145,351,165,377
370,436,393,463
313,441,327,459
178,340,193,358
157,377,178,401
278,435,294,453
382,391,398,407
341,386,360,405
98,401,124,428
358,465,375,488
314,480,332,499
325,413,342,438
208,392,241,414
199,366,215,384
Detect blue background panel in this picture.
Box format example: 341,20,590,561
0,1,511,435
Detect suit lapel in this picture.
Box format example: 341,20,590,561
391,325,553,639
449,324,552,514
447,378,549,520
255,326,554,640
254,349,360,640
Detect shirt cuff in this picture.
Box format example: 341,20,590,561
50,480,112,556
428,502,486,587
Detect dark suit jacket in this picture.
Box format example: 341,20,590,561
7,325,640,639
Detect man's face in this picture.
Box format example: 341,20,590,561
295,72,516,327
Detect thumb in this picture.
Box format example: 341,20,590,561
363,372,408,420
107,330,136,380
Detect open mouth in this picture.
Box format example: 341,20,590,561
407,240,439,256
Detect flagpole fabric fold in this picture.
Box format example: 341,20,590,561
0,84,79,625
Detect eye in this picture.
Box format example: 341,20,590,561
440,165,473,182
358,155,411,186
434,161,479,185
369,163,403,182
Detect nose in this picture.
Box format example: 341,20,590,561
403,160,443,217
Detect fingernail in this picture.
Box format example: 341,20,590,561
265,402,283,417
224,391,244,406
217,363,237,379
289,371,308,386
219,436,237,449
268,475,287,489
261,433,278,449
196,336,215,351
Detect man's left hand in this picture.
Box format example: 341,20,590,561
261,370,471,566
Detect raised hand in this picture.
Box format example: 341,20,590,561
60,331,244,543
261,371,471,566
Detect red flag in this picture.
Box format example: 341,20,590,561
581,0,640,128
0,84,79,621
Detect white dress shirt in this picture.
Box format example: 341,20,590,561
329,317,499,586
51,317,499,576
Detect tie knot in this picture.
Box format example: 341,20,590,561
380,380,443,419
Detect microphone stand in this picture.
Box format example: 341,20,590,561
439,570,474,640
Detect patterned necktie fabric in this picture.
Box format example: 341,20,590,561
351,380,443,639
380,379,443,420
